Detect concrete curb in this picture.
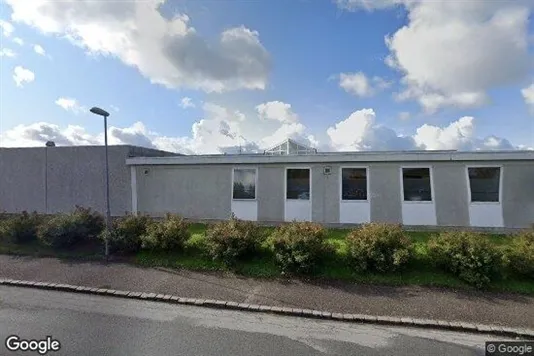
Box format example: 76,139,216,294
1,278,533,339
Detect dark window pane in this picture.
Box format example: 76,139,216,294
287,169,310,200
233,169,256,199
468,167,500,202
402,168,432,201
342,168,367,200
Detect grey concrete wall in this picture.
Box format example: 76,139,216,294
502,162,534,228
368,164,402,223
312,165,339,223
257,166,284,222
0,145,173,216
132,159,533,228
136,165,232,219
432,163,470,226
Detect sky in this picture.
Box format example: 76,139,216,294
0,0,533,154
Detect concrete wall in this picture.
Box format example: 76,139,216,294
135,165,232,219
0,145,174,216
133,160,534,228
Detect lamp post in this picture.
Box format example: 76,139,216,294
89,106,111,261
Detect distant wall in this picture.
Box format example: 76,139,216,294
0,145,175,216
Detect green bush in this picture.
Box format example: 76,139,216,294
269,221,330,274
140,214,190,251
0,211,42,244
428,231,503,288
504,230,534,278
205,215,264,266
71,206,105,240
38,214,89,248
104,214,153,255
346,223,412,273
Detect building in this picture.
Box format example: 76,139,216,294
1,139,533,229
0,145,177,216
128,139,534,229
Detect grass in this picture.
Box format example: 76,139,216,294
1,221,533,295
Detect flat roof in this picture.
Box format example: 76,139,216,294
126,150,534,165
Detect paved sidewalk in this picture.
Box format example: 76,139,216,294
1,255,533,329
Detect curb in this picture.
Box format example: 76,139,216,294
1,278,533,339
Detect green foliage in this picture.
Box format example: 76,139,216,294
104,214,153,255
504,230,534,278
140,214,190,251
37,207,104,249
205,214,265,266
346,223,413,273
0,211,42,244
71,206,105,240
269,221,330,274
428,231,503,288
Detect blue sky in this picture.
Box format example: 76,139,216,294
0,0,533,154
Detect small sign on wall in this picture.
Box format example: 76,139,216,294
323,166,332,175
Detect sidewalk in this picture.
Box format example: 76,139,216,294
1,254,533,329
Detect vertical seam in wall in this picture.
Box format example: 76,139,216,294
131,166,137,215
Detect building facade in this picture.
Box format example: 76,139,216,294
128,144,534,229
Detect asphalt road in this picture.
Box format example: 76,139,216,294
0,286,507,356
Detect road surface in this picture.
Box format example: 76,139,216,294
0,286,505,355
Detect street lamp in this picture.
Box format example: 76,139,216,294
44,141,55,214
89,106,111,261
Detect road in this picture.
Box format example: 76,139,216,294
0,286,505,355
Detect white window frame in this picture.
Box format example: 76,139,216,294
231,167,258,201
339,166,370,203
465,165,503,205
284,167,312,201
400,166,434,204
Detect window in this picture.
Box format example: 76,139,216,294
341,168,367,200
402,168,432,202
468,167,500,202
286,169,310,200
232,169,256,199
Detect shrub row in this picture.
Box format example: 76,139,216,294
1,209,533,288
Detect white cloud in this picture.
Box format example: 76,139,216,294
179,97,195,109
338,72,391,97
326,108,515,151
33,44,45,55
12,37,23,46
338,1,534,112
0,48,16,57
13,66,35,87
0,19,14,37
256,101,299,124
203,102,245,122
522,83,534,111
55,97,86,114
110,105,120,112
5,0,270,93
0,104,523,153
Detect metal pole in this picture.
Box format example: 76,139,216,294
104,115,111,261
44,146,48,214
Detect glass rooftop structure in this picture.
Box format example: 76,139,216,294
263,138,318,155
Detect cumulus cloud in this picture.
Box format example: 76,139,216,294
12,37,23,46
0,103,523,153
337,0,534,112
0,19,14,37
338,72,391,97
256,101,299,124
179,97,195,109
0,48,16,57
33,44,45,56
326,108,516,151
5,0,270,93
55,97,86,114
13,66,35,87
522,83,534,111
